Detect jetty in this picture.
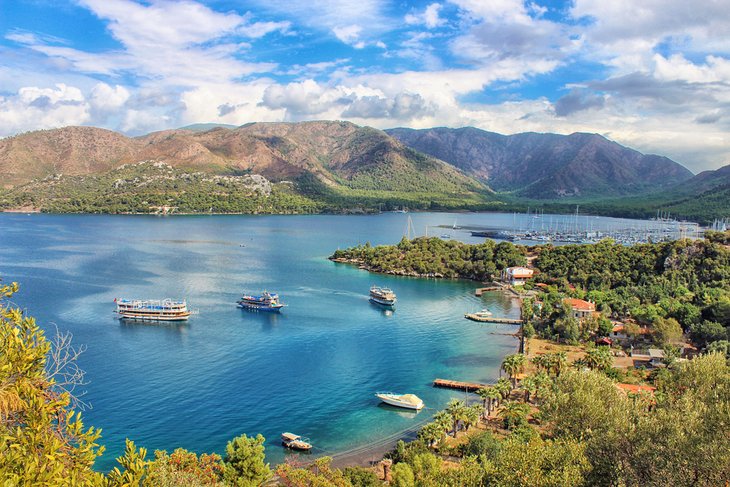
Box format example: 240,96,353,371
475,287,500,296
433,378,488,392
464,315,523,325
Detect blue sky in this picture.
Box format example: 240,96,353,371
1,0,729,172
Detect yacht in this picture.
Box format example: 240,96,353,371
375,392,424,410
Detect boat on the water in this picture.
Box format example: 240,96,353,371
375,392,425,410
237,291,285,312
281,432,312,451
369,286,397,306
114,298,192,321
465,309,493,322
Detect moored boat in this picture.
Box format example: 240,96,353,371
237,291,285,312
369,286,396,306
114,298,192,321
465,309,494,322
375,392,424,410
281,432,312,451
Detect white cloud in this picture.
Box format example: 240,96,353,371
570,0,730,73
89,83,130,113
0,84,90,135
405,3,445,29
332,24,363,47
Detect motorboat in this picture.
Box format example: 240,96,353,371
375,392,424,410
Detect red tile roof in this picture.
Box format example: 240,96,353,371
565,298,595,311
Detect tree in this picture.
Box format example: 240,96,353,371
107,439,149,487
482,436,590,487
501,353,527,388
276,456,349,487
391,462,415,487
222,434,270,486
652,317,683,347
0,281,104,486
579,347,613,371
445,399,468,437
498,401,530,430
418,422,445,449
689,320,727,348
145,448,224,486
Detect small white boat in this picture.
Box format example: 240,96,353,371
464,309,493,322
281,432,312,451
375,392,424,410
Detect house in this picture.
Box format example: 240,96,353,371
564,298,596,320
502,266,534,286
630,348,666,367
648,348,665,366
611,323,652,344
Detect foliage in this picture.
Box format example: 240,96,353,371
145,448,225,486
481,435,591,487
276,456,351,487
498,401,530,430
107,439,149,487
0,281,105,486
342,466,380,487
223,434,271,486
542,357,730,486
331,237,526,281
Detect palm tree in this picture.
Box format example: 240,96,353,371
463,405,481,432
445,399,468,437
432,410,452,436
496,377,512,400
531,354,550,374
418,421,444,448
553,351,568,376
502,353,527,388
476,387,492,419
486,387,502,415
531,371,551,404
498,401,531,430
521,375,537,404
582,347,612,371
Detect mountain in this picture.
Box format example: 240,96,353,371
0,122,494,213
385,127,693,199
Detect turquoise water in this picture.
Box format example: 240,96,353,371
0,212,527,470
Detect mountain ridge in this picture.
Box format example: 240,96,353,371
385,126,693,199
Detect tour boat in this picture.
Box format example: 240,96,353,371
281,432,312,451
369,286,397,306
464,309,494,322
237,291,285,312
114,298,191,321
375,392,425,410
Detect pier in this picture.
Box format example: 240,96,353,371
484,317,523,325
433,378,488,392
475,286,500,296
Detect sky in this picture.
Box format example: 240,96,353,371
0,0,729,173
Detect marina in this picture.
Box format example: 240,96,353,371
444,208,704,245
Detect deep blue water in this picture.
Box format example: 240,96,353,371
0,212,528,470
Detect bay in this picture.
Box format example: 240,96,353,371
0,212,533,470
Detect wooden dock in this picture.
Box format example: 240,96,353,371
433,378,489,392
475,286,500,296
483,317,522,325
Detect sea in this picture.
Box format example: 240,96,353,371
0,211,654,470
